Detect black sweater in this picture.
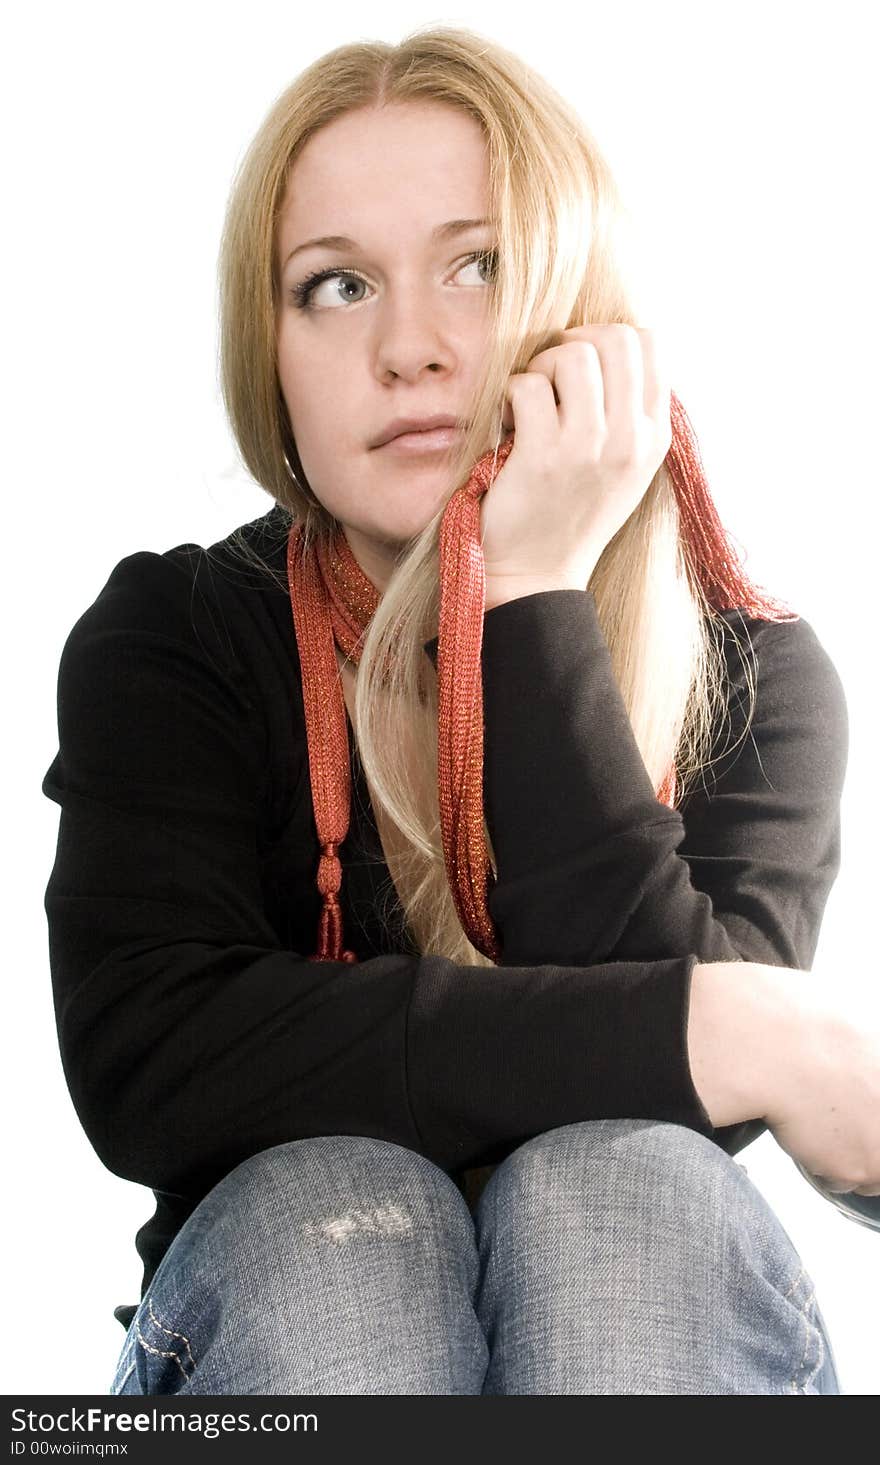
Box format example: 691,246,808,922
41,504,848,1326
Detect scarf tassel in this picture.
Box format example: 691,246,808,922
312,841,358,964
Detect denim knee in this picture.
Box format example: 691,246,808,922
479,1116,777,1254
184,1133,473,1253
473,1117,837,1394
111,1135,486,1396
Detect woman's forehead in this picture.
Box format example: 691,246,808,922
276,104,490,256
282,102,488,203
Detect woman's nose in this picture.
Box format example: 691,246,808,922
373,292,455,382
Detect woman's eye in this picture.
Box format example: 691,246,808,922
291,249,498,311
456,250,498,286
293,271,370,311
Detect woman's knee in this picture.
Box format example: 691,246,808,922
150,1133,477,1317
472,1119,833,1393
113,1135,485,1395
479,1117,763,1238
475,1115,811,1310
204,1133,472,1237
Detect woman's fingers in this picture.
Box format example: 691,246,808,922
512,324,667,450
481,322,673,597
585,326,644,449
636,327,673,442
502,370,558,455
546,340,606,441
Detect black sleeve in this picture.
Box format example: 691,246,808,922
42,553,715,1196
432,589,846,1165
468,591,847,975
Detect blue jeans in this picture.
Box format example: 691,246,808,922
109,1119,841,1395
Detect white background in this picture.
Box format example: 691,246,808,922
4,0,878,1395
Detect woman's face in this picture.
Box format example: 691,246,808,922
275,101,496,589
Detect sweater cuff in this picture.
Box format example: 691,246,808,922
407,950,715,1171
422,587,590,668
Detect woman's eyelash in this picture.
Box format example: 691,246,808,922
290,266,368,310
290,249,499,310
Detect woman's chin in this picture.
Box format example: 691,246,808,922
389,482,458,535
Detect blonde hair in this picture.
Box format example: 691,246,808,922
218,24,744,966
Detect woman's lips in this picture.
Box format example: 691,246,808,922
377,426,463,454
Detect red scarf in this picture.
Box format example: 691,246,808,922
286,390,796,964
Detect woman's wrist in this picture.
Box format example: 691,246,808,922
484,568,596,612
686,960,811,1127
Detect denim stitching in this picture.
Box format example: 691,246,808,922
146,1297,197,1370
781,1265,806,1302
781,1269,805,1394
782,1267,818,1394
800,1294,822,1394
134,1299,196,1382
794,1288,818,1394
135,1322,191,1380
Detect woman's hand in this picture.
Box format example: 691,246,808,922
688,962,880,1196
763,988,880,1196
480,324,673,610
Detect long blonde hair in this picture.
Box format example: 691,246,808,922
218,24,743,966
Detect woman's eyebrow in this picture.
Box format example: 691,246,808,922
282,217,494,270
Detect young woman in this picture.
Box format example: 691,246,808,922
42,27,878,1395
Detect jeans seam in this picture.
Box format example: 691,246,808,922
146,1296,197,1370
802,1295,822,1394
132,1296,197,1382
782,1267,820,1394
